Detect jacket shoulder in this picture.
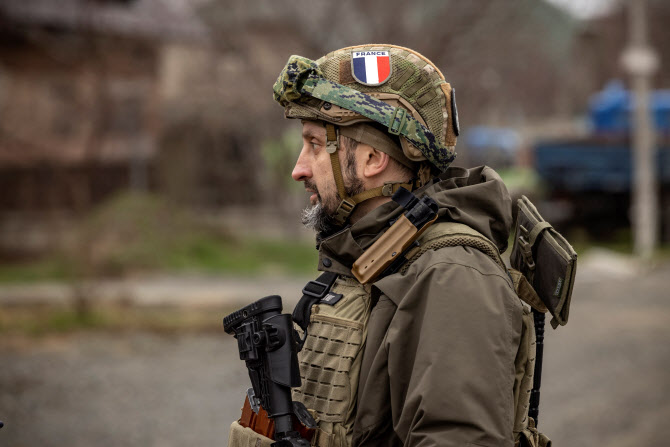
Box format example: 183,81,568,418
417,243,509,277
374,244,515,308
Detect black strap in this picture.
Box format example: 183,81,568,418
292,271,338,349
391,186,417,210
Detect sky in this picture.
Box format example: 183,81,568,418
546,0,621,19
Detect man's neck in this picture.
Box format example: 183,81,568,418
348,196,393,224
348,163,413,225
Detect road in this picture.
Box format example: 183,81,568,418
1,251,669,446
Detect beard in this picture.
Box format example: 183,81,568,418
301,174,364,235
300,202,340,235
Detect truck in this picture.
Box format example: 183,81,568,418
533,81,670,241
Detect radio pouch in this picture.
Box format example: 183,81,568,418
510,196,578,329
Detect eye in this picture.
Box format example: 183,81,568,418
310,141,320,151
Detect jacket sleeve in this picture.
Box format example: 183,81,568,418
374,247,522,447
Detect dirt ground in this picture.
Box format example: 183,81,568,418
1,252,669,447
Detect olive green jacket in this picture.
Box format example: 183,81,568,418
316,166,523,447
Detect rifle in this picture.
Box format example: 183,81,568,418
223,295,315,447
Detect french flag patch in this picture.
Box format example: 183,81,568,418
351,50,392,86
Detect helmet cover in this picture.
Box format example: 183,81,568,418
273,44,459,172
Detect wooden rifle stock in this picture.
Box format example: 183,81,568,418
238,397,315,442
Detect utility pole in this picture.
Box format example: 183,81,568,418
621,0,660,259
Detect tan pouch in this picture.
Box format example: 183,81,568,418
509,268,548,313
512,305,536,435
292,314,364,423
228,420,275,447
516,419,552,447
511,196,578,329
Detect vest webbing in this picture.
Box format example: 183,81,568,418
399,221,506,275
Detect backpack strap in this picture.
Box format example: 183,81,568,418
292,271,338,350
398,221,506,275
398,222,546,313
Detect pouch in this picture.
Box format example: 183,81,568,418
516,419,552,447
228,420,274,447
511,196,578,329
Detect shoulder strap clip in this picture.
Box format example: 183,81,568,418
292,271,338,350
301,277,336,299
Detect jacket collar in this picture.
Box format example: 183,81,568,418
315,166,513,277
317,199,404,276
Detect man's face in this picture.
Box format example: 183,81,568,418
291,121,362,233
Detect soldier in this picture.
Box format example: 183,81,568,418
229,45,538,447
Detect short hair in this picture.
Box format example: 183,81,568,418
340,134,414,183
340,135,359,180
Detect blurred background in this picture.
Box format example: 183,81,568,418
0,0,668,446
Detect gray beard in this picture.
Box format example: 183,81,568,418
300,203,340,235
300,159,364,235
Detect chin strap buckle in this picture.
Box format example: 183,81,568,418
334,199,356,225
381,181,414,197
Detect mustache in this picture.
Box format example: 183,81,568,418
304,180,322,201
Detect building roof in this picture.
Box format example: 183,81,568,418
0,0,208,42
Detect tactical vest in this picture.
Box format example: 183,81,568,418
228,221,549,447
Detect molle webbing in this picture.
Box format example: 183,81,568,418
294,317,363,421
390,67,414,90
291,277,371,447
514,307,537,437
400,222,506,275
312,429,337,447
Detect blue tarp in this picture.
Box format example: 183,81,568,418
589,80,670,133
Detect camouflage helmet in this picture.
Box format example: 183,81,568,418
273,44,460,173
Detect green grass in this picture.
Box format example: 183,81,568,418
0,306,108,335
497,167,543,195
0,305,237,336
0,191,319,284
0,258,71,283
0,236,318,284
164,236,318,275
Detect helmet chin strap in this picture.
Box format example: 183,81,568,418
324,123,418,226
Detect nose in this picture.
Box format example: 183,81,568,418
291,146,311,182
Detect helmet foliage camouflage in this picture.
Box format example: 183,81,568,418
273,44,459,172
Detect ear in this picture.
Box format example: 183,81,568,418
359,143,390,179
